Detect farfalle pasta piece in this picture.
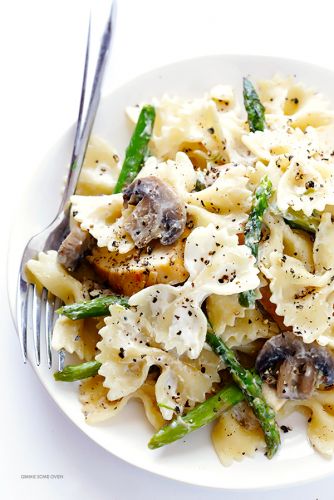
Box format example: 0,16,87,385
79,375,164,428
187,164,251,216
26,250,84,303
176,224,259,296
186,205,247,234
218,112,253,164
130,224,260,359
25,250,99,360
259,212,314,273
71,193,134,254
140,95,229,163
276,153,334,217
309,123,334,156
133,283,209,360
257,75,334,130
268,252,334,343
52,316,100,361
281,219,314,273
96,305,220,420
212,408,265,466
206,294,246,335
138,151,197,196
246,161,268,192
242,126,304,165
76,135,120,195
313,212,334,272
258,213,285,272
207,299,278,347
262,213,334,345
280,389,334,457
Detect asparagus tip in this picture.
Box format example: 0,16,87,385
147,436,163,450
53,371,63,381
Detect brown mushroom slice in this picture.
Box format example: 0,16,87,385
276,357,317,400
309,344,334,388
123,176,186,248
255,332,334,400
58,224,94,271
255,332,304,383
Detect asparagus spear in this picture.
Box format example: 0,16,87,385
243,77,266,132
54,360,101,382
57,295,129,320
148,385,244,449
239,176,272,308
205,331,280,459
113,105,156,193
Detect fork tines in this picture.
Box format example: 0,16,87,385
18,283,61,368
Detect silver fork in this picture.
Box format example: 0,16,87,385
16,1,117,368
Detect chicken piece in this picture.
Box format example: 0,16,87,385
87,236,189,296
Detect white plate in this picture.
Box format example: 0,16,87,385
8,55,334,490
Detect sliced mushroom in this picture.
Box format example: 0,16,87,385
58,225,94,271
123,176,186,248
255,332,334,399
276,357,317,399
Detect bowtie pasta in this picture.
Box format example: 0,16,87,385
26,74,334,467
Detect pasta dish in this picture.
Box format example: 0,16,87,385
26,75,334,465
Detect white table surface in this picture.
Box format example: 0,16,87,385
2,0,334,498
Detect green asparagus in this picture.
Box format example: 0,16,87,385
243,77,266,132
282,208,319,234
205,331,280,459
194,171,207,192
57,295,129,320
113,105,156,193
54,360,101,382
148,385,244,449
238,288,256,308
239,176,272,308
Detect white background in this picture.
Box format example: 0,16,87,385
2,0,334,498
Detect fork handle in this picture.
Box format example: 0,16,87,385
59,1,117,213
